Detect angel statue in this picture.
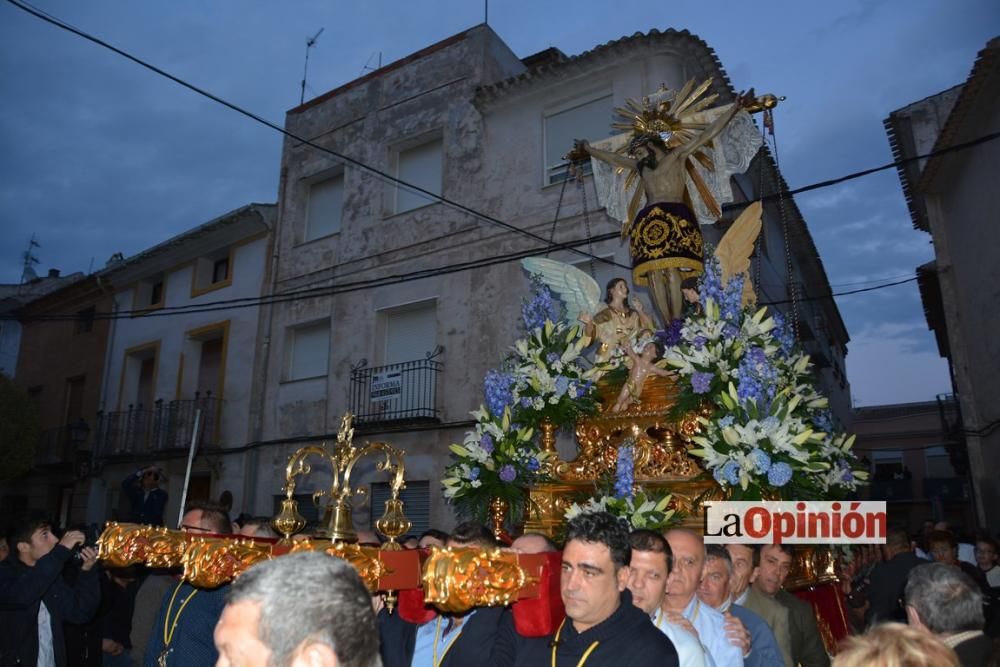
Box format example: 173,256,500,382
612,330,673,412
521,258,652,372
571,79,768,324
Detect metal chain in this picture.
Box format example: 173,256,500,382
579,168,596,280
766,117,801,341
545,170,572,255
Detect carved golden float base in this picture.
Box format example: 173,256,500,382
527,374,725,535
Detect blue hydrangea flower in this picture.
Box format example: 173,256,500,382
692,335,708,350
499,465,517,482
554,375,570,398
614,446,635,499
479,434,494,454
546,352,560,364
768,462,793,487
520,397,532,408
749,448,771,474
483,370,514,416
721,460,741,485
724,323,740,340
469,467,480,481
526,457,540,472
691,371,714,394
718,415,735,428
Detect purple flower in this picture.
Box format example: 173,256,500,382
691,371,714,394
499,465,517,482
526,457,540,472
657,320,684,348
520,397,532,408
692,335,708,350
479,434,494,454
546,352,560,364
724,323,740,340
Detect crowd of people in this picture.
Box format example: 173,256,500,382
1,470,999,667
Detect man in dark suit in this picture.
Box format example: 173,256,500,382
864,525,925,625
491,512,678,667
379,521,510,667
122,466,168,526
905,562,993,667
752,544,830,667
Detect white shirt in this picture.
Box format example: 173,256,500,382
653,609,712,667
682,595,743,667
37,602,55,667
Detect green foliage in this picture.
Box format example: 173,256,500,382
0,374,40,479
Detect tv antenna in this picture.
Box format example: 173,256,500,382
20,234,40,284
300,27,325,105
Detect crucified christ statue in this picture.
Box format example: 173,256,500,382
575,91,751,324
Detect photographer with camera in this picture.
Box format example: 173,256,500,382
121,466,168,526
0,519,101,666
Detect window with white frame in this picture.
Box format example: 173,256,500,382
305,173,344,241
286,320,330,381
392,138,443,215
544,94,613,185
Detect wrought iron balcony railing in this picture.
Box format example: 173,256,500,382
349,352,442,426
94,394,221,458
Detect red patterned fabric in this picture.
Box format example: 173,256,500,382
792,582,850,655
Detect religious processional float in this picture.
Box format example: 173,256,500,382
95,79,865,651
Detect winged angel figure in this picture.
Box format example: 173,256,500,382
572,79,766,324
522,257,653,370
522,199,763,373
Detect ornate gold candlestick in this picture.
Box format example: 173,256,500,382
275,413,409,546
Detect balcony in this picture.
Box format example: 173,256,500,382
94,394,221,458
34,420,92,468
349,355,442,426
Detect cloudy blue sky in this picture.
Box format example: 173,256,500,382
1,0,996,406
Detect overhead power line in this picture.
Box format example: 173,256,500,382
9,0,1000,270
2,0,988,324
4,0,630,271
